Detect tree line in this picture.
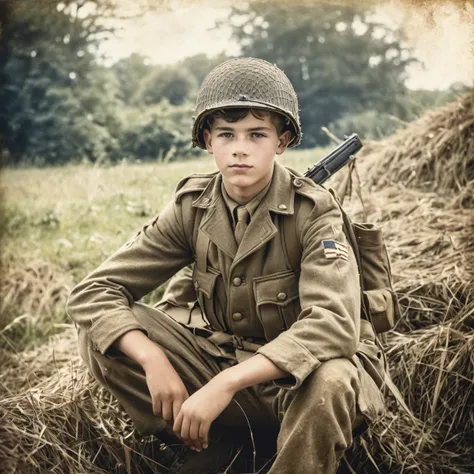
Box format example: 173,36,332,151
0,0,463,166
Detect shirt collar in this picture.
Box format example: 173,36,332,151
193,161,296,216
221,180,271,226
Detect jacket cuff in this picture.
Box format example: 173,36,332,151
88,310,148,355
257,333,321,390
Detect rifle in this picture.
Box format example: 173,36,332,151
304,133,363,185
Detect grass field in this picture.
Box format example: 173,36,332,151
0,147,330,349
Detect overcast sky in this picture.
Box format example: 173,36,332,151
100,1,474,90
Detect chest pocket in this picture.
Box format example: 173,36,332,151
192,265,224,330
253,270,301,341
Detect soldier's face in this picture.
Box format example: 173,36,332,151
203,112,291,203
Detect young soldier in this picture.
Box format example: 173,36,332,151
67,57,385,473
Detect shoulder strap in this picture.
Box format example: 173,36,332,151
283,197,302,271
328,189,371,324
194,209,210,273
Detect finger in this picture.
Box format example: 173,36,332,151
173,399,183,422
189,419,202,451
180,416,192,449
173,411,183,437
161,398,173,421
199,420,211,449
152,398,162,418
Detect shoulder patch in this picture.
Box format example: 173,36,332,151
175,172,218,203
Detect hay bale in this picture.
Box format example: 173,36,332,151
358,90,474,206
327,92,474,473
386,322,474,441
0,253,74,351
377,188,473,332
0,329,172,474
344,407,473,474
336,184,474,332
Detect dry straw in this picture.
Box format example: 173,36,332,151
0,329,173,474
1,91,473,473
340,90,474,473
0,253,74,351
359,90,474,208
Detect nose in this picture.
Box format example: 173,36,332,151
232,136,249,157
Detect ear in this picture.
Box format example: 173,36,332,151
276,130,292,155
202,129,214,154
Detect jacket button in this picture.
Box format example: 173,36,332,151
277,292,287,301
232,277,242,286
232,312,243,321
278,204,288,210
202,197,210,204
194,281,199,289
293,179,303,188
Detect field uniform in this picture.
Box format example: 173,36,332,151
67,160,385,474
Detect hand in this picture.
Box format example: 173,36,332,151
173,374,235,451
142,350,189,423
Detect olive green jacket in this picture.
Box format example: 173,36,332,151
67,161,362,390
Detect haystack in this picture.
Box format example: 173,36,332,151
339,90,474,473
359,90,474,208
0,253,73,351
1,91,473,473
0,329,173,474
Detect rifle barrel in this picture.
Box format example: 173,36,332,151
305,133,363,185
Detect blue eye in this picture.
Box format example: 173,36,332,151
252,132,265,138
218,132,233,138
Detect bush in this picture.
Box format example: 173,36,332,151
118,101,202,162
327,109,404,141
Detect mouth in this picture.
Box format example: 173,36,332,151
230,164,252,169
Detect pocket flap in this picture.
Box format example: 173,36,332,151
364,288,399,333
364,289,388,313
353,222,383,247
192,266,220,298
253,271,299,306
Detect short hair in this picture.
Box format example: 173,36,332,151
204,108,291,136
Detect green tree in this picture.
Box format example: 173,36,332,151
119,102,201,162
0,0,129,164
179,52,230,89
135,65,197,106
111,53,153,105
228,2,415,147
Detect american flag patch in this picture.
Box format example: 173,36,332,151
322,240,349,261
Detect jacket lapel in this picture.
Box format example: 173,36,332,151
193,161,297,265
199,198,237,259
231,161,296,268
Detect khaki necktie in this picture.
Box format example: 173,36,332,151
234,206,249,246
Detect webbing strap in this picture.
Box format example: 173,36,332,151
208,331,264,353
328,189,370,321
331,193,412,412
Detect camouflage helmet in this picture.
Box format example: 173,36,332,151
192,57,302,149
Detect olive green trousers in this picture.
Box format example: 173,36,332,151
79,303,368,474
